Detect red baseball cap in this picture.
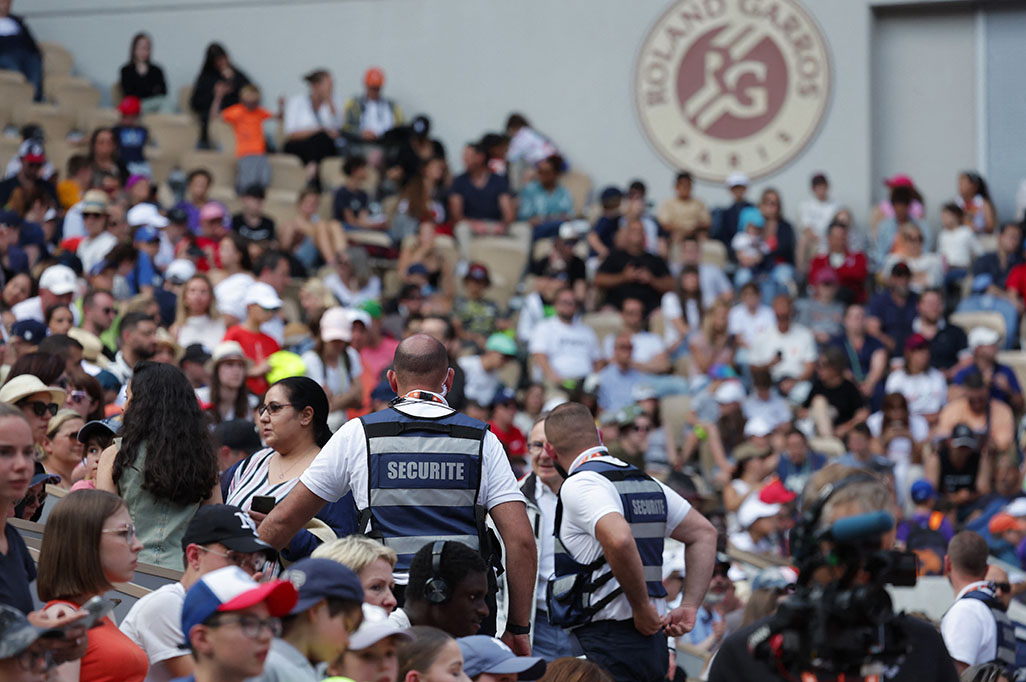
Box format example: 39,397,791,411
364,67,385,88
19,140,45,164
884,174,915,189
117,96,141,117
759,479,797,505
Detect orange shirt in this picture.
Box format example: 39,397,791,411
221,104,272,158
46,600,148,682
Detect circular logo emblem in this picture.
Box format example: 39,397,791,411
634,0,831,183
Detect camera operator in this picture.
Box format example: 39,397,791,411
941,530,1018,674
709,464,959,681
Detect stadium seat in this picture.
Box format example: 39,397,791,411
581,310,624,347
263,190,299,227
658,394,692,453
268,153,307,192
45,139,73,180
50,79,102,121
110,82,123,106
144,113,199,167
560,170,591,216
208,185,241,215
78,107,119,135
0,80,35,126
321,157,345,191
177,85,193,116
180,149,236,188
949,310,1006,347
997,351,1026,397
318,191,335,222
39,42,73,77
208,118,236,157
145,148,175,186
468,237,528,307
10,103,73,143
0,136,22,168
0,69,25,84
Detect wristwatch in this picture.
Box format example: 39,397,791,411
506,623,530,635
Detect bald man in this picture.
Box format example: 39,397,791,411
259,334,537,655
543,402,717,682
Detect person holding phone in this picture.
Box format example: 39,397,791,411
36,489,149,682
224,377,358,563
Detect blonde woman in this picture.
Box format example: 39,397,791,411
41,409,85,490
312,534,398,613
170,274,225,350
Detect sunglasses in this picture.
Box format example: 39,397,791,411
995,581,1011,593
20,400,58,417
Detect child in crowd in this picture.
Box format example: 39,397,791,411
113,96,151,177
223,282,282,396
397,626,471,682
70,417,118,491
221,84,274,193
731,206,768,285
180,566,298,682
231,184,276,257
587,186,623,263
895,479,954,576
324,604,411,682
936,202,980,283
988,512,1026,568
263,558,365,682
56,154,91,209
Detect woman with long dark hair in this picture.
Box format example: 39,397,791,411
197,341,255,424
96,361,220,569
189,42,251,147
225,376,357,561
87,128,124,179
957,171,997,234
661,264,704,360
118,32,168,114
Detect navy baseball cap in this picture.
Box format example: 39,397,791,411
371,381,395,403
910,479,936,504
0,210,22,228
77,417,121,443
95,370,122,392
30,471,60,487
280,558,364,614
11,319,47,344
181,504,274,555
600,186,623,202
458,635,546,680
491,386,517,407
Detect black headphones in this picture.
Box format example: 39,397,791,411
789,472,878,564
423,541,450,604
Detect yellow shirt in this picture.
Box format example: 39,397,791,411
656,196,711,236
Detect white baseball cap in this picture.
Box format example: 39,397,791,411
39,264,76,296
743,416,773,438
165,259,196,285
126,202,169,229
968,326,1001,350
243,282,282,310
349,603,412,650
737,495,781,529
320,306,352,343
714,380,746,405
725,172,750,188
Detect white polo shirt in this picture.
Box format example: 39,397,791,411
557,447,692,623
940,580,998,666
299,393,524,580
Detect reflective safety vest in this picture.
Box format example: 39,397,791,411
547,459,667,628
360,402,487,572
961,588,1018,671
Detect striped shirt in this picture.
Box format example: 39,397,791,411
225,448,300,513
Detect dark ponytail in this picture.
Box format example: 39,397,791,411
273,376,333,447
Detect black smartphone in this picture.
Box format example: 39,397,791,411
251,496,276,514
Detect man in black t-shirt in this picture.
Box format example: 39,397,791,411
332,154,387,231
231,184,276,245
594,218,672,314
709,465,959,682
529,222,587,302
804,346,868,440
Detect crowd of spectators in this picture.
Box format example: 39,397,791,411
2,5,1026,680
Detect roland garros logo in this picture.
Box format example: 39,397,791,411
634,0,831,183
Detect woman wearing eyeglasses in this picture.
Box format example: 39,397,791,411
37,489,148,681
63,369,105,423
225,376,358,562
41,410,84,490
97,362,221,570
0,374,67,449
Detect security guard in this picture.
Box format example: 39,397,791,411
259,334,537,655
542,402,717,682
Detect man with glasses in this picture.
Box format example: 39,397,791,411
121,504,277,682
178,565,298,682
